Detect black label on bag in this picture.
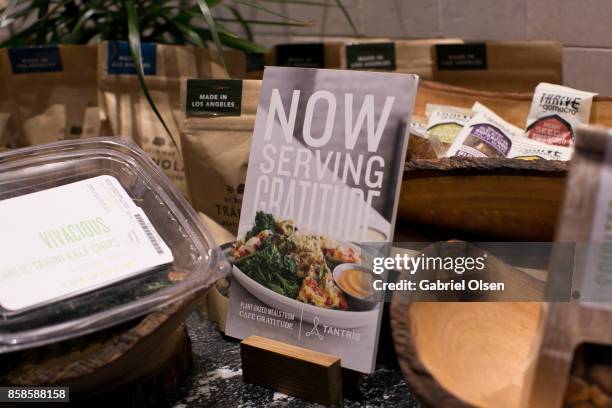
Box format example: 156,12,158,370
8,46,63,74
275,43,325,68
246,53,265,72
436,43,488,70
107,41,157,75
186,79,242,116
346,42,396,70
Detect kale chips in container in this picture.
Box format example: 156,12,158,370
0,137,230,353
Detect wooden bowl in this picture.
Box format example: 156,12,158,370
390,242,549,407
399,158,568,241
0,289,206,404
391,301,543,408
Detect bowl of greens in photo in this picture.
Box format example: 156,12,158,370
229,212,380,329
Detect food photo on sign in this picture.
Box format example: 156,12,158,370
0,1,610,407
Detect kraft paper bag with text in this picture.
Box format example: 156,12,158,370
339,38,463,79
181,79,261,235
98,41,245,196
266,38,462,80
432,41,563,92
0,51,15,148
1,45,99,146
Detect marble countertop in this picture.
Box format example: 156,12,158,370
169,314,421,407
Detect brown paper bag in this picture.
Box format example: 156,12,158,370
265,38,463,80
98,41,245,196
181,79,261,234
338,38,463,79
431,41,563,92
0,45,99,146
264,41,345,71
0,55,15,148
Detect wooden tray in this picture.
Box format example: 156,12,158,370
398,80,612,241
398,158,568,241
0,290,206,405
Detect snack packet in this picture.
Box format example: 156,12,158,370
525,83,597,147
447,102,521,158
508,137,573,161
426,103,474,156
407,115,437,160
410,115,428,138
181,79,260,235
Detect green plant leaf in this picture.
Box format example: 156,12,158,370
68,8,98,44
0,0,357,56
231,0,313,26
124,0,178,150
333,0,360,37
0,0,19,28
192,27,267,53
260,0,336,6
213,16,310,27
227,5,252,41
168,18,206,47
195,0,228,77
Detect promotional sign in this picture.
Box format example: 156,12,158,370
225,66,418,373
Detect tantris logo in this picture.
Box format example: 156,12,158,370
539,93,581,115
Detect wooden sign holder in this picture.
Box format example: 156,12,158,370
240,335,360,405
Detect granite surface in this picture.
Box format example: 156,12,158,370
169,313,421,407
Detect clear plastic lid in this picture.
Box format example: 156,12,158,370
0,137,230,353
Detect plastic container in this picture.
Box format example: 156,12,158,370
0,137,230,353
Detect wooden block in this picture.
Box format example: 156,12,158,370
240,335,342,405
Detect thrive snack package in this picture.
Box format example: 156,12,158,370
525,83,597,147
0,45,99,146
98,41,245,196
181,79,261,235
426,103,474,155
447,102,521,158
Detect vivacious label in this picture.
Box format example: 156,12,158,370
0,176,173,311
